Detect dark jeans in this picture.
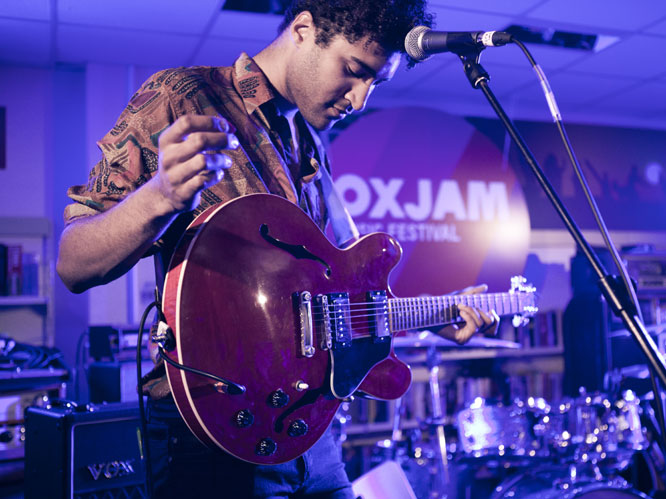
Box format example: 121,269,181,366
146,396,354,498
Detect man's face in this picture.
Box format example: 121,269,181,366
285,34,401,131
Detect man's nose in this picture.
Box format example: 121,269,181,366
346,81,375,113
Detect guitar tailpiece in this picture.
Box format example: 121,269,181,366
157,347,246,395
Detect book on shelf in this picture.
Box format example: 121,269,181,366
0,243,39,297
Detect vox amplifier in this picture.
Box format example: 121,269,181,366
24,401,147,499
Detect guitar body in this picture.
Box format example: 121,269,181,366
162,193,411,465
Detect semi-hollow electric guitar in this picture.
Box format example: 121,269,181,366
161,193,537,465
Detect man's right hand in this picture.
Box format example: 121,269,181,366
57,114,240,293
153,115,239,213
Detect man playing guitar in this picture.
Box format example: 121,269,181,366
57,1,499,496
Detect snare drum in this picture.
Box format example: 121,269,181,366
456,398,541,458
491,467,650,499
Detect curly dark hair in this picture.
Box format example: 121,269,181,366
278,0,434,68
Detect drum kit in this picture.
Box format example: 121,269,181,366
349,330,665,499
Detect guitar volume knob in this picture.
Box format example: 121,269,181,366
234,409,254,428
287,419,308,437
256,438,277,456
269,389,290,408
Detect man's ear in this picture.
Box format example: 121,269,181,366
289,10,316,46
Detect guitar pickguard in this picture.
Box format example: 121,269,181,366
329,336,392,399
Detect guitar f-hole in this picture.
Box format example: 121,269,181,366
259,224,332,277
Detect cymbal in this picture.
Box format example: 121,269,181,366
609,323,666,338
392,330,521,349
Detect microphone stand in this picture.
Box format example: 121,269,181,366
454,50,666,387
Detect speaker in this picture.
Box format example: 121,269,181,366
24,401,147,499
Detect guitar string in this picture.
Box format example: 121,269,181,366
304,292,522,308
303,296,523,335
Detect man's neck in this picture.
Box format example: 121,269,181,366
253,39,297,122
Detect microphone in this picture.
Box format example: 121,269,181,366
405,26,512,61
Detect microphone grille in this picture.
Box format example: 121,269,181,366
404,25,431,61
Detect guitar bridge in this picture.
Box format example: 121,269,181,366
298,291,315,358
298,292,352,356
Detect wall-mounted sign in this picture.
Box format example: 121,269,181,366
330,107,530,297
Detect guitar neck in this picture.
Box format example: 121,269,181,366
388,292,523,332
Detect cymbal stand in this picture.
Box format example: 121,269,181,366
426,345,450,485
391,393,405,447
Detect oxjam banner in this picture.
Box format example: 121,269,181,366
330,107,530,298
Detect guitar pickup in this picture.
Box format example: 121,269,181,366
322,293,352,350
368,291,390,342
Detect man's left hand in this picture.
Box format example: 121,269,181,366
435,284,500,345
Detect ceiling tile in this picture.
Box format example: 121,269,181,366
209,10,281,40
428,6,513,31
58,0,219,34
510,72,639,108
644,17,666,36
566,34,666,78
0,19,51,65
429,0,544,15
0,0,50,21
58,25,198,66
526,1,666,31
482,42,592,71
190,37,269,67
598,80,666,113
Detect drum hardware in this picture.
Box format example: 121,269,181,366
362,327,661,498
425,345,450,484
491,465,650,499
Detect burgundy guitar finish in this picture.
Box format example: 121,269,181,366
162,193,411,465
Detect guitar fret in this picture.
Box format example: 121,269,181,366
423,297,428,328
405,298,414,329
409,298,419,329
421,297,427,327
430,296,436,327
395,299,399,330
413,297,418,329
397,299,405,331
398,298,404,330
423,297,428,327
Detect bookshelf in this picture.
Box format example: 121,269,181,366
0,217,54,347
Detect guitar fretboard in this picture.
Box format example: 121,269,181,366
388,292,523,332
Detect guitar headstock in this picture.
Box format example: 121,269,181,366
509,275,538,327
